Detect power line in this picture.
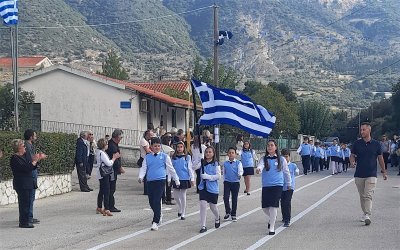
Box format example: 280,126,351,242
273,4,369,49
345,58,400,85
0,5,213,30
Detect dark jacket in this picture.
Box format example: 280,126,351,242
75,138,88,167
106,139,121,174
10,155,37,190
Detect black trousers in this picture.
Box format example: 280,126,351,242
16,188,31,225
98,175,111,210
310,156,315,172
76,163,89,191
223,181,240,216
319,158,324,171
109,172,117,209
147,180,165,224
383,152,390,170
196,169,201,193
325,157,330,170
301,155,311,174
312,157,321,172
162,176,172,203
87,154,94,175
280,189,294,223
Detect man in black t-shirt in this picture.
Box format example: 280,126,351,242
350,122,387,226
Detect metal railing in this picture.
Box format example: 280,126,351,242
27,120,144,146
219,136,300,153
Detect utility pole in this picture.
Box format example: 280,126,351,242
213,4,220,161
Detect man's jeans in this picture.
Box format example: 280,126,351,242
29,169,38,222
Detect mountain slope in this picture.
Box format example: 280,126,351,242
0,0,117,59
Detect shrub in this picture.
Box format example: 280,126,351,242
0,131,76,181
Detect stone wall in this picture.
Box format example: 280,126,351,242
0,173,71,206
120,145,140,166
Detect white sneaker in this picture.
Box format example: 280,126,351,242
360,214,367,222
151,222,159,231
364,215,371,225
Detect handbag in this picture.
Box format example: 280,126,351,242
99,152,113,177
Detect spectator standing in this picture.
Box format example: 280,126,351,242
10,139,46,228
106,129,124,213
24,129,42,225
96,138,120,216
139,130,153,195
75,131,92,192
86,131,96,179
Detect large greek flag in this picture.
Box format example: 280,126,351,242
0,0,18,25
192,79,276,137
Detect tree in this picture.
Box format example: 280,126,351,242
268,82,298,103
192,57,240,89
251,86,300,137
97,49,129,80
0,84,35,130
299,100,333,138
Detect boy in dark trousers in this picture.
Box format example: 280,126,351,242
223,147,243,222
138,138,180,231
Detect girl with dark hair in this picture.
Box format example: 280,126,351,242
194,146,221,233
238,141,258,195
171,142,194,220
256,139,291,235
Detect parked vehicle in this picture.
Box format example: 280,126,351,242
323,137,339,147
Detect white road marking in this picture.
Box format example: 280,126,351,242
245,178,354,250
144,207,172,211
87,175,305,250
166,175,331,250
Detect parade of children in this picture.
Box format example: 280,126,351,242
256,139,291,235
171,141,195,220
138,137,180,231
194,146,221,233
223,147,243,222
237,141,258,195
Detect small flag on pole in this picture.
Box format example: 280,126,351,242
217,30,233,45
0,0,18,25
191,79,276,137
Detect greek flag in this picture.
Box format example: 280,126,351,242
192,79,276,137
0,0,18,25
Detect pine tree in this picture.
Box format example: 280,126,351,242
98,50,129,80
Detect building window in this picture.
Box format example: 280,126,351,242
172,109,176,128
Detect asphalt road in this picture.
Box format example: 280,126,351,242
0,164,399,250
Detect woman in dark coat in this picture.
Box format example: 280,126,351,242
10,139,45,228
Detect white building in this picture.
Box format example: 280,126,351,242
19,65,194,147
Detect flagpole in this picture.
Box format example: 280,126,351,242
191,80,202,154
213,4,220,161
10,25,19,132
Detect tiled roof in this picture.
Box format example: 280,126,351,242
92,73,193,108
0,56,48,68
135,81,189,94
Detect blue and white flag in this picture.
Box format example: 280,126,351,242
191,79,276,137
0,0,18,25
